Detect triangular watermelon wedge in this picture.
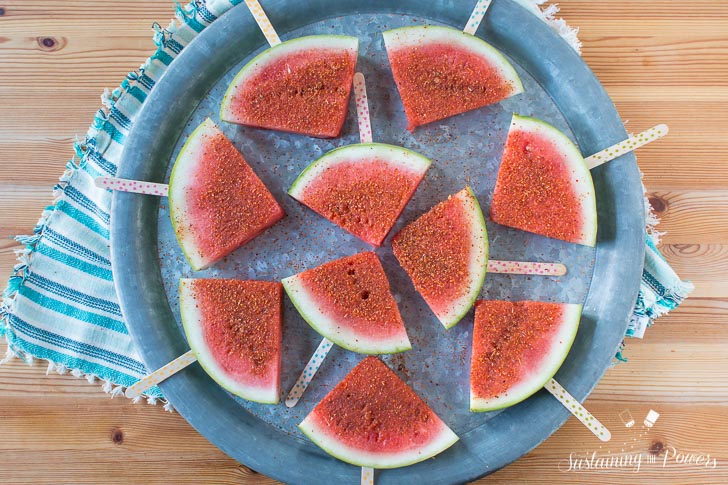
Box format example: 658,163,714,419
383,25,523,130
392,187,488,329
490,114,597,246
220,35,358,138
168,118,285,271
179,278,283,404
299,356,459,468
470,300,581,412
282,252,411,354
288,143,432,246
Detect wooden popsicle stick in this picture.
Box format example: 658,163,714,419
361,466,374,485
353,73,373,144
244,0,282,47
125,349,197,398
285,338,334,408
585,124,668,170
463,0,492,35
544,378,611,442
95,176,169,197
487,260,567,276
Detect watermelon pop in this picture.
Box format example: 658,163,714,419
219,2,357,138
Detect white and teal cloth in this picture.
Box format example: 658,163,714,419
0,0,691,400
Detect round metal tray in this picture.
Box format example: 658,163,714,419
111,1,645,483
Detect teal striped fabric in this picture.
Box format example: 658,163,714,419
0,0,691,401
0,0,246,403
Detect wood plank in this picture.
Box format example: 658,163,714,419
646,190,728,244
0,0,172,35
659,244,728,298
0,185,53,239
486,402,728,484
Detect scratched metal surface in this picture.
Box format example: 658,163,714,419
156,12,595,436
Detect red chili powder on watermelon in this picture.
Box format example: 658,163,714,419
391,194,472,311
311,357,437,452
183,132,284,263
193,280,281,382
299,253,403,340
230,49,356,137
301,160,419,246
490,129,584,243
389,43,515,128
471,300,563,399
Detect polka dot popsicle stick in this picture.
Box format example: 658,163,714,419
125,349,197,399
544,378,611,442
361,467,374,485
95,176,169,197
585,124,669,170
353,73,373,144
285,338,334,408
487,259,567,276
244,0,282,47
463,0,492,35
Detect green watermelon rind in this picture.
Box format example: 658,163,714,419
178,279,280,405
382,25,524,98
219,35,359,124
288,142,432,200
298,411,459,469
438,186,489,330
470,303,582,412
168,118,219,271
281,272,412,355
504,114,598,247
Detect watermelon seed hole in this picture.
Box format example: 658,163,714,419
361,291,370,300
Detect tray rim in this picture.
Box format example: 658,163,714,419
110,0,646,483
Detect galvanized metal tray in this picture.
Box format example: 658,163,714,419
111,1,645,483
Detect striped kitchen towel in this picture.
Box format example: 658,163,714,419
0,0,690,401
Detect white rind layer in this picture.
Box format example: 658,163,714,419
281,273,411,355
382,25,524,96
179,279,279,404
298,414,459,469
470,303,582,412
437,187,489,329
288,143,432,200
168,118,219,271
220,35,359,121
510,114,598,247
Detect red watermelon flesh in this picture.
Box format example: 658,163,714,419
490,114,597,246
288,143,431,246
168,119,285,271
179,279,283,404
470,300,581,412
282,252,410,354
298,356,459,468
220,35,358,138
391,187,488,329
383,26,523,130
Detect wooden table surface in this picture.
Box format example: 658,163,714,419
1,1,726,483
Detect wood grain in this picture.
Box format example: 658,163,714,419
646,191,728,244
1,1,726,484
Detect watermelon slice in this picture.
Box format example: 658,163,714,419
282,252,410,354
179,278,283,404
470,300,581,412
299,356,459,468
288,143,432,246
490,114,597,246
383,25,523,130
168,118,285,271
392,187,488,329
220,35,358,138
